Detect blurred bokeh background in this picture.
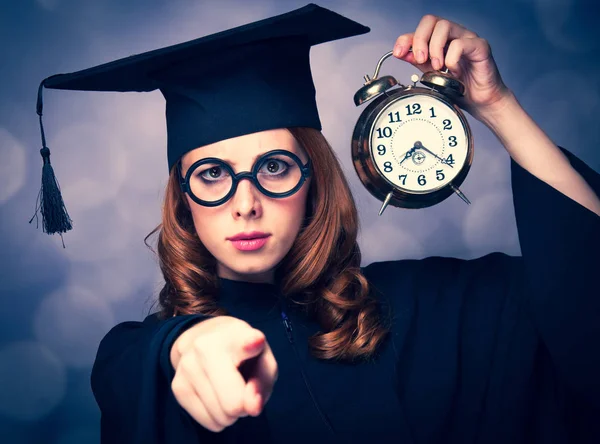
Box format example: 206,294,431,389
1,0,599,442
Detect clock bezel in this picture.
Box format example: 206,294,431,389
351,85,474,209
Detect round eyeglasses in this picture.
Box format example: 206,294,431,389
179,149,312,207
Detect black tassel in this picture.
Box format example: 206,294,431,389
29,79,72,248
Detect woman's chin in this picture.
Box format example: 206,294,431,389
217,258,278,281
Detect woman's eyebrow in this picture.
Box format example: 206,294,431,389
198,148,297,167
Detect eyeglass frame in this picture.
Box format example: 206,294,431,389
178,149,312,207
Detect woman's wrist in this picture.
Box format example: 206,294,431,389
472,88,520,131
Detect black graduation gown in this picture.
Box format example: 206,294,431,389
90,146,600,444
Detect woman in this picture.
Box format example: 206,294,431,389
35,4,600,444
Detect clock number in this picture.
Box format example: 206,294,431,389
398,174,407,185
376,127,393,138
405,103,421,116
436,170,445,181
448,136,457,147
418,174,427,186
443,119,452,130
383,161,393,172
377,145,386,156
429,107,436,118
445,154,455,165
387,111,402,123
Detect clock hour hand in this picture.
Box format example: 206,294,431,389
413,141,453,168
399,147,416,165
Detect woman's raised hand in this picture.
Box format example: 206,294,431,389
170,316,278,432
392,14,513,119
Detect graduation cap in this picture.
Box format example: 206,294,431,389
30,3,370,244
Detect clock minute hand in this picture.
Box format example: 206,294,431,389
413,141,453,168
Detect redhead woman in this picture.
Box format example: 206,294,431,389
33,3,600,444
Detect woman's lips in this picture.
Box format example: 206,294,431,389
229,235,270,251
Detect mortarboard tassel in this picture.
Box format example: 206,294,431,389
29,79,72,247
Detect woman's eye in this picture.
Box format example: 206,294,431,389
199,166,227,181
260,159,288,175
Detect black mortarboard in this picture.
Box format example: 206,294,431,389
30,3,370,244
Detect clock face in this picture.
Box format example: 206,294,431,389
369,94,469,193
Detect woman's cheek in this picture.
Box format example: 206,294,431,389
191,207,223,241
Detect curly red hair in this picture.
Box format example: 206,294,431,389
145,127,391,362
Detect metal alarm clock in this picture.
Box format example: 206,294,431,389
351,49,474,215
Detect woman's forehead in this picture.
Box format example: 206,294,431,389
183,129,300,167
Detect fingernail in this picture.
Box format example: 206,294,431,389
432,57,439,69
394,45,404,57
417,50,425,64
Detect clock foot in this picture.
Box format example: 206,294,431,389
449,183,471,205
378,191,394,216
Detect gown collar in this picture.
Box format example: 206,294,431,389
217,277,283,323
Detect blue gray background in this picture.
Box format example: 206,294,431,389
1,0,599,442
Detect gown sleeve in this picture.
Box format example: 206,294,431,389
90,312,213,444
510,145,600,407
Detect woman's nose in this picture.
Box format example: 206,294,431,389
230,177,263,219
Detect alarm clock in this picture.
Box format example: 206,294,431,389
351,49,474,216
